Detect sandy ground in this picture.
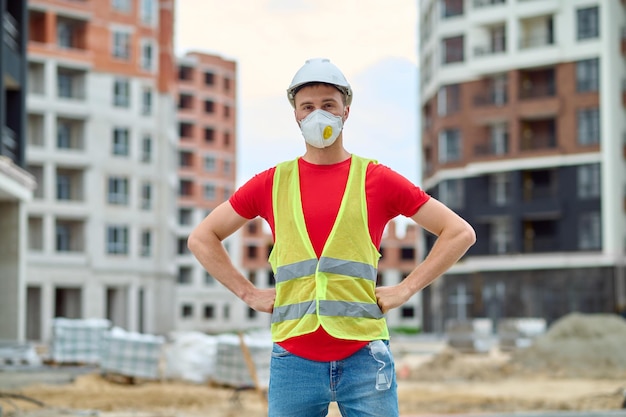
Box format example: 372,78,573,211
3,314,626,417
1,349,624,417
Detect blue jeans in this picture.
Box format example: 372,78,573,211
268,340,398,417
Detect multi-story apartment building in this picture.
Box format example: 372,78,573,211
1,0,36,341
239,218,426,331
419,0,626,332
173,52,242,333
24,0,178,342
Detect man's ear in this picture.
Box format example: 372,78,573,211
343,105,350,122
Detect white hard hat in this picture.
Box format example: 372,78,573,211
287,58,353,108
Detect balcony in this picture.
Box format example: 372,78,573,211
474,133,509,157
519,15,555,50
519,68,556,99
1,126,19,164
3,11,19,51
473,0,506,8
474,89,507,107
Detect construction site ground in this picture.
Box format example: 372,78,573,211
1,313,626,417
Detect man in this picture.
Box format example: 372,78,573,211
187,58,476,417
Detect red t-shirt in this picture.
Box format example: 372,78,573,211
229,156,430,361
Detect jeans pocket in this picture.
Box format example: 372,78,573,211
271,343,291,358
368,340,392,391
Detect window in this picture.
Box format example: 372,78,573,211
181,304,193,318
204,72,214,85
577,164,601,199
56,224,71,252
179,179,193,197
58,75,72,98
204,156,216,172
223,160,231,174
113,78,130,107
57,174,71,200
439,179,464,210
576,58,599,92
57,121,71,149
141,182,152,210
107,225,129,255
247,245,258,259
141,135,152,162
178,208,193,225
177,238,189,255
490,217,512,254
178,66,193,81
223,105,231,118
179,122,193,138
141,42,153,71
578,212,601,250
442,35,464,64
140,229,152,257
223,77,231,91
178,93,193,109
441,0,463,18
112,0,131,12
57,21,73,48
112,128,130,156
437,84,460,116
177,266,192,284
179,151,193,168
203,305,215,319
577,108,600,145
204,127,215,142
141,88,152,115
400,247,415,260
204,100,214,113
438,129,461,163
203,184,215,200
577,6,599,40
224,131,231,146
140,0,155,25
488,172,510,206
112,31,130,59
108,177,129,205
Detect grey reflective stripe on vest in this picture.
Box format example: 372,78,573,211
275,257,376,284
318,257,377,282
275,259,318,283
271,300,316,323
272,300,383,323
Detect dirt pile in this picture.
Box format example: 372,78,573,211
512,312,626,378
412,313,626,381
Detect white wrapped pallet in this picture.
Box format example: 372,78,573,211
498,318,547,351
163,331,218,383
100,327,165,380
445,318,494,353
50,318,111,364
212,332,271,389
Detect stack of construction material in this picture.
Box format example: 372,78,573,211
212,332,271,388
498,318,546,351
445,318,494,353
50,318,111,364
100,327,165,380
0,340,42,367
163,331,218,383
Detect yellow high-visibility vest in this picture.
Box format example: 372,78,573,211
269,155,389,342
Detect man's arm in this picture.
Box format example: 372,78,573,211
375,198,476,313
187,201,276,313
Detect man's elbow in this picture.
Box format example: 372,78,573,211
187,232,202,255
460,222,477,249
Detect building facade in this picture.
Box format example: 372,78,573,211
24,0,178,342
1,0,37,341
173,52,242,333
419,0,626,332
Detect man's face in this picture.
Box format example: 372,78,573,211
293,84,349,123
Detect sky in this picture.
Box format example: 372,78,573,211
175,0,421,186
